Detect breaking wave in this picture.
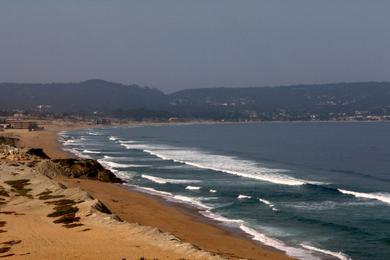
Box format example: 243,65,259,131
98,159,143,169
185,185,201,190
170,195,212,210
301,244,351,260
121,142,321,186
239,224,320,260
82,149,101,154
141,174,201,185
259,198,279,211
238,194,252,199
338,189,390,205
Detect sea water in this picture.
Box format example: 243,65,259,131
59,122,390,260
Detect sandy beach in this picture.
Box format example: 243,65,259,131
0,121,293,259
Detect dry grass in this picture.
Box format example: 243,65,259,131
4,179,32,198
46,199,83,228
37,190,65,200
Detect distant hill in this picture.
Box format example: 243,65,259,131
169,82,390,120
1,80,390,120
0,79,166,113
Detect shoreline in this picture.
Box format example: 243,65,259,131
61,178,291,260
2,120,293,259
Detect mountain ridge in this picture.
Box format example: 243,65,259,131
1,80,390,121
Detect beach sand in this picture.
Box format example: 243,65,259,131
1,121,293,259
0,161,218,259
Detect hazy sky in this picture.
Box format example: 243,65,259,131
0,1,389,92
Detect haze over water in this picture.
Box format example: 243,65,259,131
60,122,390,260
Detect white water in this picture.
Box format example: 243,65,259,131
63,148,92,159
258,198,279,211
83,149,102,154
109,136,119,141
103,155,130,161
141,174,200,184
121,142,321,186
201,211,244,224
98,159,143,169
301,244,352,260
186,185,201,190
239,224,320,260
338,189,390,205
87,131,100,136
238,194,252,199
131,185,173,197
171,195,212,210
62,138,86,146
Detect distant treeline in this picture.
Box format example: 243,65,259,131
1,80,390,121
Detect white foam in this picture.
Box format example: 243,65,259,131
58,131,67,137
63,148,92,159
258,198,279,211
240,225,319,260
141,174,201,184
143,149,172,160
121,142,320,186
142,175,167,184
109,136,119,141
125,183,211,210
186,186,201,190
103,155,129,161
338,189,390,205
118,140,138,148
157,165,189,169
201,211,244,224
209,189,217,193
98,159,142,169
238,194,252,199
301,244,351,260
171,195,211,210
134,186,173,197
82,149,101,154
63,139,76,145
62,138,86,146
113,171,134,181
259,198,272,205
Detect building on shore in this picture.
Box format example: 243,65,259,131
6,120,42,130
95,118,111,125
0,118,10,130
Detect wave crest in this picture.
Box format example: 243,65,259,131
121,142,321,186
338,189,390,205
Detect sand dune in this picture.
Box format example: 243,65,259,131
0,161,220,259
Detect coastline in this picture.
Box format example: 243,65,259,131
2,120,294,259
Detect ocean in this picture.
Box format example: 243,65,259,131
59,122,390,260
